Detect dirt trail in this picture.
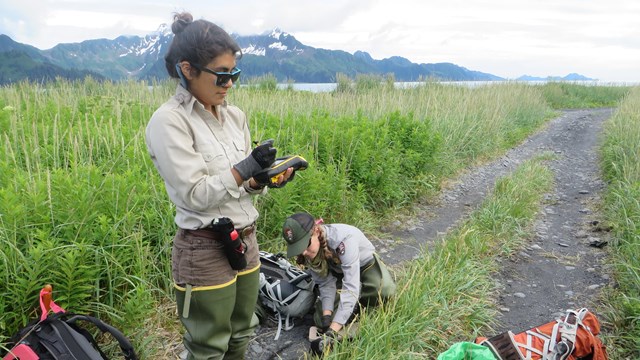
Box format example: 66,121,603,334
246,108,614,359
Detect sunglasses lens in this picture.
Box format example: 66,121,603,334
216,75,231,87
215,69,241,87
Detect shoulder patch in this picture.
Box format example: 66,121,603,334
336,241,346,255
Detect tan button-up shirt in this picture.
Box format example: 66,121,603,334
145,85,265,230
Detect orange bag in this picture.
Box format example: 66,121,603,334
476,308,608,360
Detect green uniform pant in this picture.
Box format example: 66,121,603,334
360,253,396,307
175,269,260,360
314,253,396,327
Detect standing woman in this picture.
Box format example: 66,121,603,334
146,12,292,360
282,213,396,338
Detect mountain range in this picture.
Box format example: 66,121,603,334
0,26,593,85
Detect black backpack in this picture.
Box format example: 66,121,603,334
256,251,317,340
2,285,137,360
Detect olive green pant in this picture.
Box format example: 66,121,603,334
314,253,396,327
175,270,260,360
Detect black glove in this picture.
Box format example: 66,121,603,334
320,315,332,333
233,139,277,181
252,168,272,187
210,217,246,270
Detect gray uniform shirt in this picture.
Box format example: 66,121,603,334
311,224,375,325
145,85,265,229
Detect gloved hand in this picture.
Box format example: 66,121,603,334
252,168,273,187
270,169,296,188
320,315,332,333
233,139,277,181
253,155,307,188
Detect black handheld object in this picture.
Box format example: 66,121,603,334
254,155,309,188
210,217,247,270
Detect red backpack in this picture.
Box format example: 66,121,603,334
476,308,608,360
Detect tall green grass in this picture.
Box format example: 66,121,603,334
0,77,629,357
600,86,640,358
541,82,630,109
326,157,553,359
0,78,175,357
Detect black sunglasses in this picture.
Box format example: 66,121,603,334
191,63,241,87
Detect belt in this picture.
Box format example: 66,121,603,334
237,223,256,239
184,223,255,240
361,257,375,271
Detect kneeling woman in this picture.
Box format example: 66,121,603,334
282,212,396,334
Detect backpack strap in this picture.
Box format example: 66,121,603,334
479,331,524,360
517,330,548,358
274,312,284,341
285,266,313,287
65,314,138,360
37,314,108,359
269,311,296,341
547,309,580,360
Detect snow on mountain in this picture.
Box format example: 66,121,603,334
268,42,288,51
270,28,284,39
243,44,266,56
235,29,305,58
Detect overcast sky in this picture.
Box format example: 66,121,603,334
1,0,639,82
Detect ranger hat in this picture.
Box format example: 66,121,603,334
282,212,315,257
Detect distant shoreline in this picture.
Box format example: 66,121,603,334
273,80,639,93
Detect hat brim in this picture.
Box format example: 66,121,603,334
286,231,311,258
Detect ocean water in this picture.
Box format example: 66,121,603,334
274,80,638,93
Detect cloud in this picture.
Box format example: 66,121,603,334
1,0,638,81
0,0,50,44
185,0,376,35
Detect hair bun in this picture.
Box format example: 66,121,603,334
171,12,194,35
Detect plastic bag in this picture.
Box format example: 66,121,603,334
437,342,496,360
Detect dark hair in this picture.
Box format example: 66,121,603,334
164,12,242,78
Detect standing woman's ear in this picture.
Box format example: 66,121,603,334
175,63,189,89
